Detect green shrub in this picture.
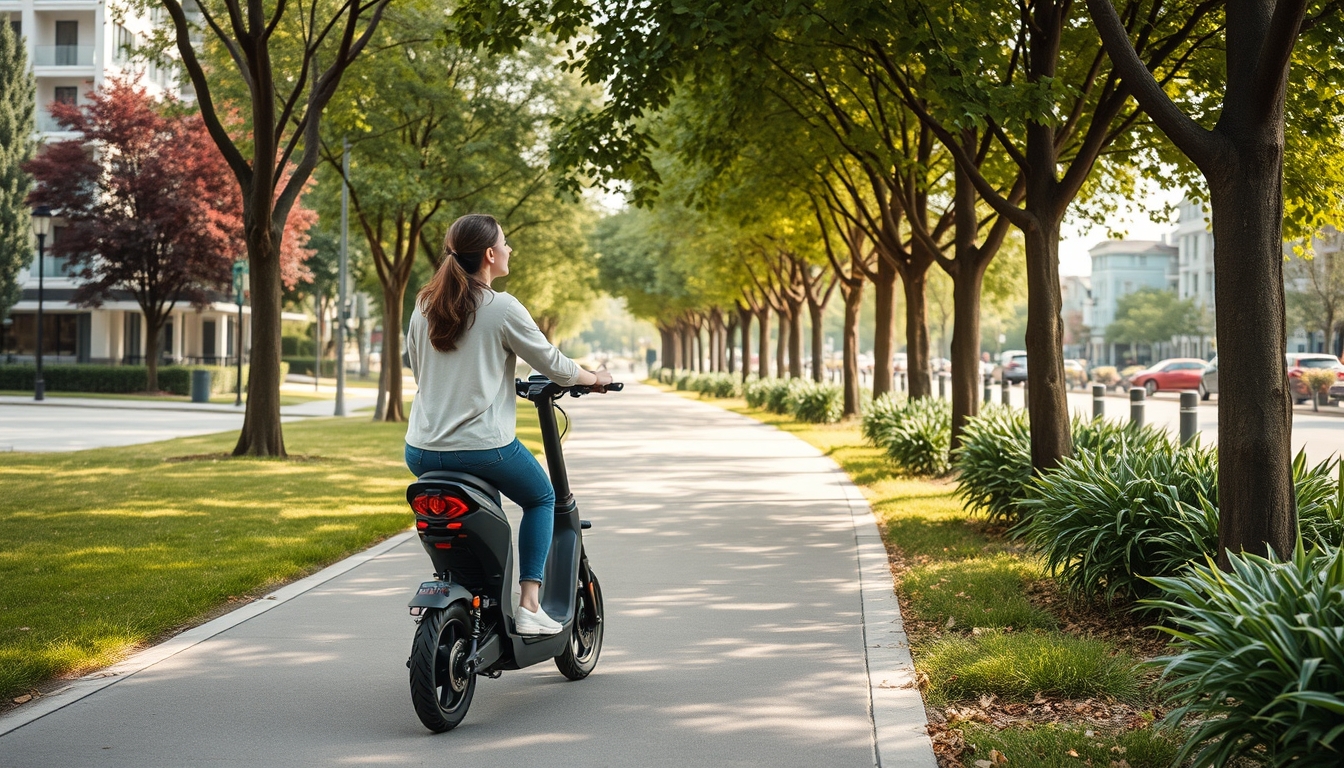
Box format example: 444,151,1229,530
1017,441,1220,602
743,377,774,408
1293,452,1344,548
1145,545,1344,768
918,630,1140,703
860,392,907,444
763,378,800,414
788,381,843,423
705,372,742,398
882,397,953,476
953,410,1169,525
283,357,339,377
953,405,1032,523
0,363,282,396
674,372,698,391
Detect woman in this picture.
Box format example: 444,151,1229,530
404,213,612,636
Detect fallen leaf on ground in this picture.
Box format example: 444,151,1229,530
1067,749,1080,758
13,695,31,704
989,748,1008,765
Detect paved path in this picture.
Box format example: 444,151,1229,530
0,381,931,767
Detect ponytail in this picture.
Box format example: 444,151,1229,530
418,213,501,352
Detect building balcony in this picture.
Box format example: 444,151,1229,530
32,45,94,67
35,110,76,134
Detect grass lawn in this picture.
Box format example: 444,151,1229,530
0,410,543,702
0,390,329,406
654,383,1176,768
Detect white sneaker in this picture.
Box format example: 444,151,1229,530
515,605,563,636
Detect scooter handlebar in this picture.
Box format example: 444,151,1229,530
514,378,623,400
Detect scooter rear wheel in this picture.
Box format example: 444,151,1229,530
556,568,604,680
409,603,476,732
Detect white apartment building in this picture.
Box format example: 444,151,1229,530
0,1,267,366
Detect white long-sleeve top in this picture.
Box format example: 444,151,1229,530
405,290,582,451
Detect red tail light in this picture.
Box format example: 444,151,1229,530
412,494,470,518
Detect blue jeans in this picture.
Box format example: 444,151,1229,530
405,439,555,584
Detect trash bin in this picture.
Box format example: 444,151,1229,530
190,369,213,403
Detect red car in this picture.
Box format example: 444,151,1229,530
1129,358,1209,396
1286,353,1344,404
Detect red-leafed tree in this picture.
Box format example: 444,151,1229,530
26,79,313,391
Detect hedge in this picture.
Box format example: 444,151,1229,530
283,357,339,377
0,362,288,395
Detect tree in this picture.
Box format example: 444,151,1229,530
1285,231,1344,355
0,20,34,321
1089,0,1344,562
151,0,389,454
25,81,308,391
1105,287,1203,354
318,8,594,421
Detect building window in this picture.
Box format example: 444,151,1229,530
9,313,80,357
9,20,19,38
1139,254,1147,267
54,86,78,105
114,24,134,64
54,20,78,65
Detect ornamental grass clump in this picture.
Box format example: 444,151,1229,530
1144,545,1344,768
763,378,801,414
743,377,774,408
860,392,907,444
882,397,953,477
692,372,739,398
953,409,1167,525
1017,440,1220,602
788,382,843,424
674,372,698,391
953,405,1031,523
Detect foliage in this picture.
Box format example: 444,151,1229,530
1300,368,1337,397
954,409,1169,525
693,372,741,399
882,397,954,477
1089,366,1120,386
743,376,775,408
0,20,33,320
25,80,313,391
1018,441,1220,602
918,630,1140,704
787,382,843,424
1019,442,1341,604
0,362,285,396
1106,287,1204,345
763,378,802,415
953,406,1032,523
860,392,909,444
1144,545,1344,768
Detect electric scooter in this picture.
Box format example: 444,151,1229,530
403,375,621,732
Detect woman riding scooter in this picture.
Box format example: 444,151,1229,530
404,213,612,636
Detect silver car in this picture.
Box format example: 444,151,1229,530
1199,356,1218,400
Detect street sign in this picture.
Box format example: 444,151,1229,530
232,261,249,305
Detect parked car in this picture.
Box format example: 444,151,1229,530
1286,353,1344,404
1128,358,1208,396
995,350,1029,384
1200,356,1218,399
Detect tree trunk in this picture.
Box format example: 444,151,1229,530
716,312,728,372
788,302,803,379
1022,213,1072,471
659,325,674,370
949,264,986,451
872,256,898,397
234,238,286,456
726,313,738,373
841,281,863,416
379,281,407,422
693,325,703,372
902,266,932,398
145,315,164,393
757,306,771,379
1210,153,1295,562
739,304,753,382
680,324,691,371
809,300,825,383
775,305,789,379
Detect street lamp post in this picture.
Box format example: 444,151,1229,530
31,206,52,401
233,260,248,407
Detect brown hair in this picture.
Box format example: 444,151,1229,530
418,213,502,352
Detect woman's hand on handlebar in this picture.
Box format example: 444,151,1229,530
577,367,615,392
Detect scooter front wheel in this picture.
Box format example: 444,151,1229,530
409,603,476,732
555,568,604,680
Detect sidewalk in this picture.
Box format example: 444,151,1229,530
0,381,933,767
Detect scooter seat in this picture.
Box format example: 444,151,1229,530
416,470,503,507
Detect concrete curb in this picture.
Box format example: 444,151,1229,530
832,465,939,768
0,530,415,738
